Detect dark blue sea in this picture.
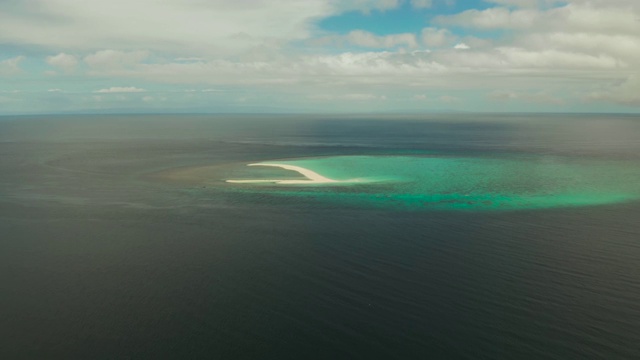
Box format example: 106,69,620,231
1,114,639,359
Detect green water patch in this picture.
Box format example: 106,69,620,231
225,155,640,211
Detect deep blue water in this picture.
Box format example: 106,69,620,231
1,114,639,359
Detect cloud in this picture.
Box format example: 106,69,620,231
313,30,420,49
421,27,456,47
435,7,540,29
94,87,146,93
0,56,25,76
85,50,149,69
46,53,78,72
0,0,405,56
411,0,433,9
309,93,387,101
345,30,418,49
494,47,620,69
0,0,420,59
557,3,640,35
412,94,460,103
340,0,402,13
0,1,327,55
76,45,630,90
522,32,640,64
344,93,387,100
0,0,638,112
56,12,632,116
485,0,560,8
435,3,640,35
587,75,640,106
438,95,460,103
489,90,564,104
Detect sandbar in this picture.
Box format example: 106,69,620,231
226,163,338,184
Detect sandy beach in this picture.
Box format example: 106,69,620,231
227,163,338,184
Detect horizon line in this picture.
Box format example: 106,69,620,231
1,111,640,117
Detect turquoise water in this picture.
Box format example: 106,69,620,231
228,155,640,210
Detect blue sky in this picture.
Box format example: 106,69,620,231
319,0,491,35
0,0,638,114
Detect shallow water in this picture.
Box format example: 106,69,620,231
226,155,640,210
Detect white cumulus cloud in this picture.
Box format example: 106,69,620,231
46,53,78,72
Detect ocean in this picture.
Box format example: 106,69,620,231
1,114,639,358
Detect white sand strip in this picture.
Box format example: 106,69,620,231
226,163,338,184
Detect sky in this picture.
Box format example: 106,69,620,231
0,0,639,114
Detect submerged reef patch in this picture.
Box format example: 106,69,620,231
226,156,640,210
